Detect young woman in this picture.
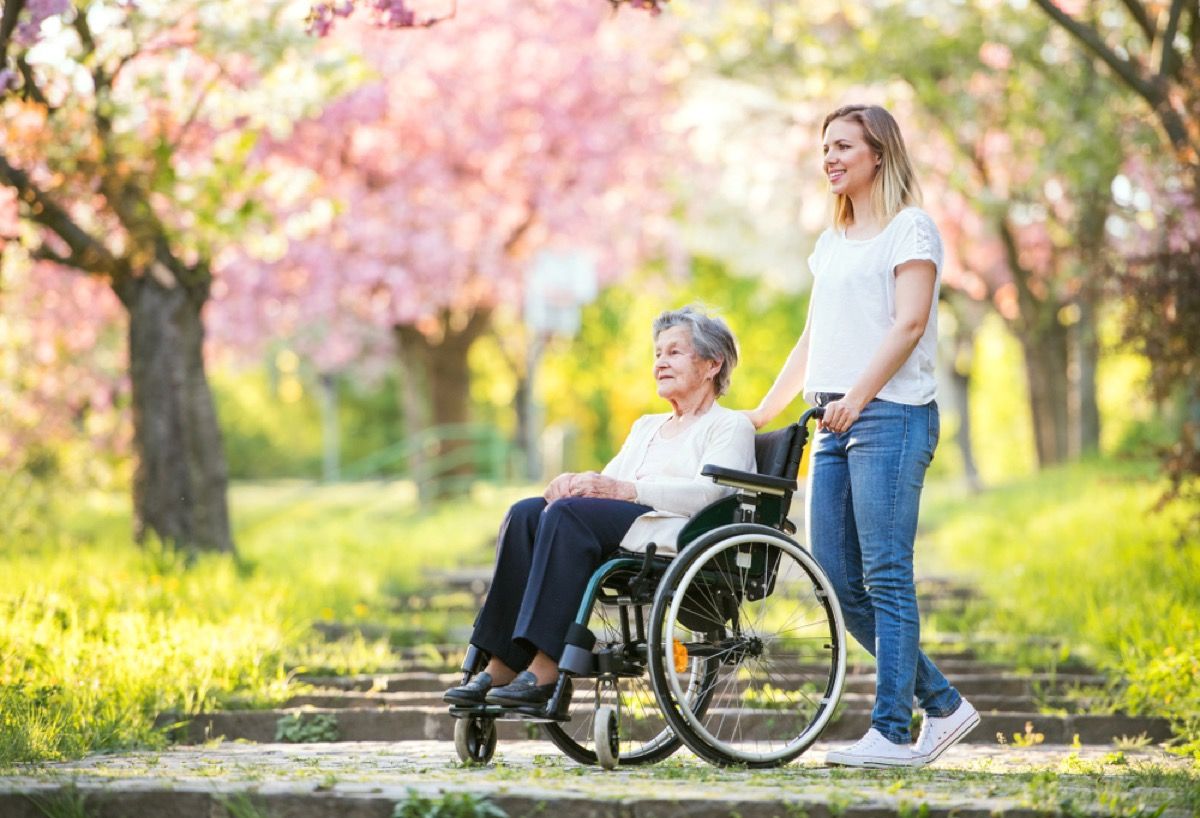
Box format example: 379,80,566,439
747,104,979,768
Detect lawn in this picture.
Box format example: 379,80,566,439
0,479,526,765
1,460,1197,765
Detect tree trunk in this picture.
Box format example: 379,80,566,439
1020,320,1072,468
118,272,233,553
513,333,547,481
394,309,491,495
1073,283,1101,457
948,339,982,492
318,372,341,482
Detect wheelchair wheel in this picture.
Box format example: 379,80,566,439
542,597,719,766
454,715,497,765
647,524,847,768
593,705,619,770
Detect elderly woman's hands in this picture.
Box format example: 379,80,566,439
543,471,637,503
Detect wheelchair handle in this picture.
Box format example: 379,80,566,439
800,407,825,427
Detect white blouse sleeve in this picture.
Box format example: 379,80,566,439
891,210,943,274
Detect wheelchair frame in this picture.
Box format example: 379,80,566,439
448,408,847,768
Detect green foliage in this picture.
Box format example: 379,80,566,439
212,366,406,480
0,481,523,764
218,793,271,818
26,785,89,818
918,459,1200,756
392,789,508,818
274,713,339,743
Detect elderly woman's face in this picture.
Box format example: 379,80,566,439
654,325,720,403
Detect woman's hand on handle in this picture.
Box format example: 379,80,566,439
818,396,865,434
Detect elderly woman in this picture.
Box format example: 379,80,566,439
444,306,756,708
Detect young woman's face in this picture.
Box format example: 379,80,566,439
822,117,879,201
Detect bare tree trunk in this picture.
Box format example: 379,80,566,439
1073,283,1101,457
513,334,547,481
317,372,341,482
1020,321,1072,467
117,272,233,553
948,341,982,492
394,309,491,496
941,294,983,491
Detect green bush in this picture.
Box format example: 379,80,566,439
918,458,1200,757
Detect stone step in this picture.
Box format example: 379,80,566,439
295,669,1107,699
283,688,1101,714
165,705,1172,747
3,740,1190,818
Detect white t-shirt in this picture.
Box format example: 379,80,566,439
803,207,943,406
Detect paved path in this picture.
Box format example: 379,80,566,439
2,740,1194,818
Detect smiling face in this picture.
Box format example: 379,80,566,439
822,117,880,202
653,325,720,404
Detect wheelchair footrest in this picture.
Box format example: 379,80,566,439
447,704,571,724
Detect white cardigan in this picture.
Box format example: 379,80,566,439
601,404,756,555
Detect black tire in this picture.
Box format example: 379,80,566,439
647,524,847,768
454,715,497,765
543,580,719,766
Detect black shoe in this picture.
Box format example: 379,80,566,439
484,670,565,706
444,671,494,706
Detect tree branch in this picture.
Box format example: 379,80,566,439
0,0,24,68
1031,0,1161,103
1158,0,1186,78
1117,0,1156,43
0,154,126,278
1031,0,1193,153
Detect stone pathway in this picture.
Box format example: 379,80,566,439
1,740,1194,818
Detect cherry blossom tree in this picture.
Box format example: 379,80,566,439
216,0,678,471
1,0,349,552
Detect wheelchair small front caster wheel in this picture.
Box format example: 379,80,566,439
454,715,497,765
594,705,620,770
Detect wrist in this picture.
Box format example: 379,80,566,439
843,391,870,411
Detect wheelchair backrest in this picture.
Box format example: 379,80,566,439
753,424,805,483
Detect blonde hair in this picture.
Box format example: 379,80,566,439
822,104,922,230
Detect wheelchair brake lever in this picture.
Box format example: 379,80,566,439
630,543,658,598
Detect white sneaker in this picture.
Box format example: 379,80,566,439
825,728,923,768
914,698,980,763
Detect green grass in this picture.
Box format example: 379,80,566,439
3,459,1198,766
916,458,1200,758
0,479,527,765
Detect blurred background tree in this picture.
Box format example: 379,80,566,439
1,0,1194,534
212,0,679,491
0,0,355,552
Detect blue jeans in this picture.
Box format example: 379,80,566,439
806,398,961,744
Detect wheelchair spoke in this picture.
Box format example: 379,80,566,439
652,529,847,766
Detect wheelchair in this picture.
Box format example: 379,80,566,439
448,408,847,769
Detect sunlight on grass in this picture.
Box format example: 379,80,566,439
0,480,528,764
917,459,1200,758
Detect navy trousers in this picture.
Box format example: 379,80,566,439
470,496,652,671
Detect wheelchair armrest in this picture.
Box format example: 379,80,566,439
702,464,796,496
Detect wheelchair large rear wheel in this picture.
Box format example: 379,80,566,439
647,524,847,768
542,596,719,766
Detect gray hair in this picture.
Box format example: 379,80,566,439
652,305,739,397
